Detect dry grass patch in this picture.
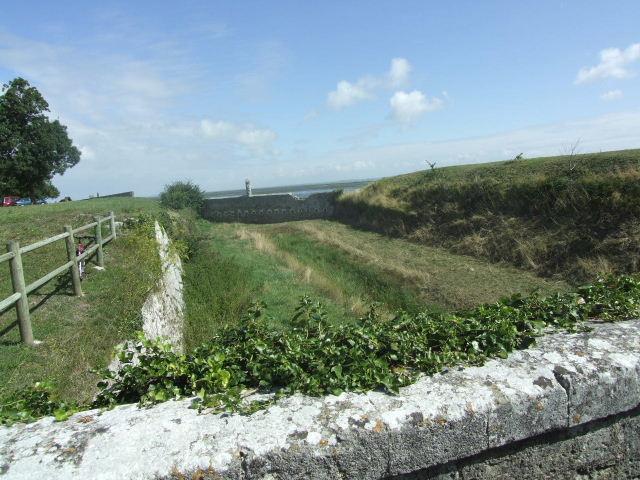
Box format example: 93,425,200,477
235,228,369,315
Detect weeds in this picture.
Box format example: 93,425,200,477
183,244,253,348
3,274,639,425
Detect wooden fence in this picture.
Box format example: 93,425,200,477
0,212,117,345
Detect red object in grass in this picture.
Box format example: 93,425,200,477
1,196,20,207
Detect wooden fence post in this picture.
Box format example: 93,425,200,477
7,241,34,345
93,216,104,268
109,211,117,240
64,226,83,297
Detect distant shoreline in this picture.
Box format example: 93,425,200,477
204,179,375,199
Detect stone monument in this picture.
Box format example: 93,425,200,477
245,179,252,197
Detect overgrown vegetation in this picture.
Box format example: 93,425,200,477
160,180,205,211
183,242,254,346
4,148,640,425
3,274,639,424
182,220,359,349
337,149,640,283
242,221,567,311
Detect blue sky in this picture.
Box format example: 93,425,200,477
1,1,639,197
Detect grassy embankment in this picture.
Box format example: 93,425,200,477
3,150,639,420
0,198,160,403
183,219,567,350
6,150,631,407
337,149,640,283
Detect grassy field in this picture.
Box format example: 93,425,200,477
337,149,640,283
0,198,160,403
182,219,568,350
6,149,628,405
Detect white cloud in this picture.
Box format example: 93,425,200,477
601,89,623,101
236,127,278,148
327,58,413,109
327,80,372,109
200,120,277,151
0,31,184,121
78,145,95,160
299,111,640,182
199,120,235,138
388,57,411,87
575,42,640,84
0,29,280,197
389,90,443,123
117,64,172,99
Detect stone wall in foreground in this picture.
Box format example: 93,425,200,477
201,192,336,223
1,320,640,479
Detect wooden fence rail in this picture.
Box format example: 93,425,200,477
0,211,117,345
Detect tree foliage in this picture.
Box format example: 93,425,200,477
0,77,80,199
160,180,205,211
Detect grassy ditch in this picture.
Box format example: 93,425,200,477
182,219,567,350
337,148,640,283
2,201,639,425
252,221,568,311
182,219,360,350
0,199,161,404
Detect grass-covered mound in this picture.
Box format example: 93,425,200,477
337,149,640,283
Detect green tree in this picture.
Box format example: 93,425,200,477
160,180,205,211
0,78,80,200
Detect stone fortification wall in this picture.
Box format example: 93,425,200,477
2,319,640,479
202,192,336,223
83,191,134,200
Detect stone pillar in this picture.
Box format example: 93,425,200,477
245,179,252,197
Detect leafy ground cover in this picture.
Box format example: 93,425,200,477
3,274,639,424
337,149,640,283
0,198,161,404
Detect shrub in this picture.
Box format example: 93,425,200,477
160,181,204,211
92,275,640,411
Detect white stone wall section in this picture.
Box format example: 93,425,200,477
141,221,185,352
